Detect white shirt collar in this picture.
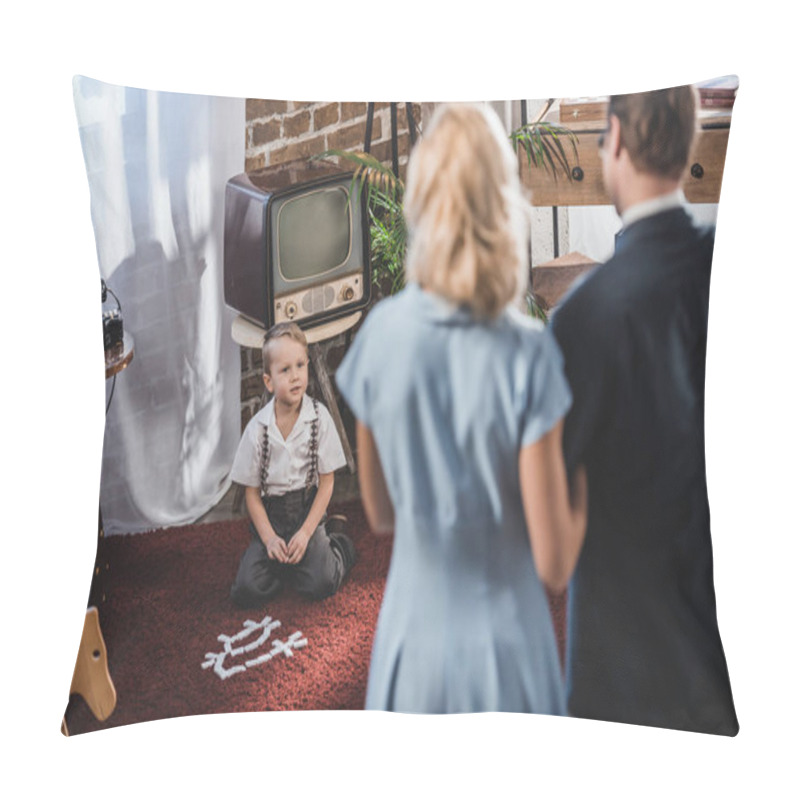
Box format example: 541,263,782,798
254,393,318,440
620,189,686,229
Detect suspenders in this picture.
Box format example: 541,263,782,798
306,398,319,490
259,398,320,497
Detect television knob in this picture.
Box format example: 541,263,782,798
341,285,355,302
285,301,298,319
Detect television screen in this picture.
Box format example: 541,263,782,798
277,185,352,282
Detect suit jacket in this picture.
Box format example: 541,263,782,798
551,206,739,735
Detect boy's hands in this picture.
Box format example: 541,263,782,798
265,535,289,563
263,528,313,564
286,529,312,564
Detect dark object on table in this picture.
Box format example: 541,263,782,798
101,279,124,362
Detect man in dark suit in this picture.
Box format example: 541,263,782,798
551,86,739,735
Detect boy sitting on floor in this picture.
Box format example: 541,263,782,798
230,322,356,607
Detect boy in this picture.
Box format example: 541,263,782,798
230,322,356,607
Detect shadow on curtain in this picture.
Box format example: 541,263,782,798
73,76,244,534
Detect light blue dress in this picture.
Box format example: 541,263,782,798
336,282,572,714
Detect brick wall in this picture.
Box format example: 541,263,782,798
238,100,421,430
245,100,420,177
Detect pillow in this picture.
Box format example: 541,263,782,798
64,76,738,737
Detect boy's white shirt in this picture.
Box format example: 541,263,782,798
230,394,346,496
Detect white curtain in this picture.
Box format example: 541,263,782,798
73,76,244,535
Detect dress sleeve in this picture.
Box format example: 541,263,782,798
520,328,573,448
316,402,347,475
335,309,377,427
229,420,262,487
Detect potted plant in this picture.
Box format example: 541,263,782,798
512,99,579,182
313,148,406,303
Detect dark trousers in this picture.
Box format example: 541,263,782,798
230,486,345,607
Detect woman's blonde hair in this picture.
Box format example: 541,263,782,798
404,103,528,318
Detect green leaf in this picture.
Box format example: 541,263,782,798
511,118,580,182
542,134,571,179
525,292,548,323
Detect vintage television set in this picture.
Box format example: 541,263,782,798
224,158,371,333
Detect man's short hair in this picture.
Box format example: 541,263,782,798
609,85,697,180
262,321,307,374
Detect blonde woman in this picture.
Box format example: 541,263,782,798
336,104,586,713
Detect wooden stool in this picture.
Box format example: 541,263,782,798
63,607,117,735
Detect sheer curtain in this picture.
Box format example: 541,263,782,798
74,76,244,534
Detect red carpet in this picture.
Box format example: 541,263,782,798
64,500,566,735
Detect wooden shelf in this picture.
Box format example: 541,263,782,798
519,114,731,207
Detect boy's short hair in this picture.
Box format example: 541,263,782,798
262,322,308,374
609,85,697,180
